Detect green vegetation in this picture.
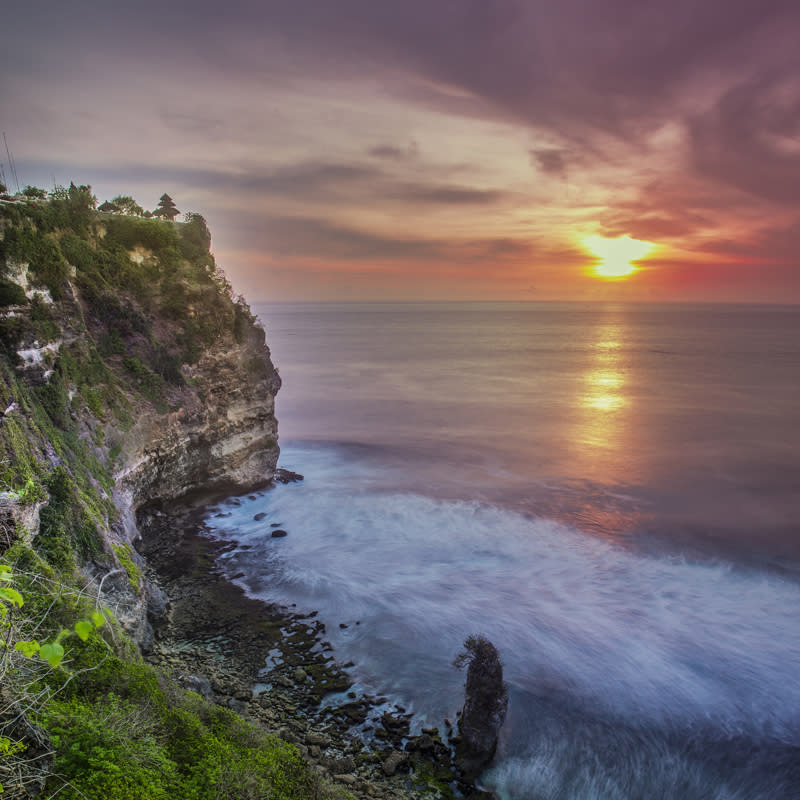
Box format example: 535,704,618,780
1,558,341,799
0,188,326,799
113,543,140,590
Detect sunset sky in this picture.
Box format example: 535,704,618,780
2,0,799,302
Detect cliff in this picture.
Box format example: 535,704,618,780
0,186,280,638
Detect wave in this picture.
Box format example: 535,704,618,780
205,444,800,798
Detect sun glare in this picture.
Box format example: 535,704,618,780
585,235,654,279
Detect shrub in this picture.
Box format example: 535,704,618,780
45,695,178,800
0,278,27,306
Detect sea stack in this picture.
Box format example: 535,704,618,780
454,635,508,778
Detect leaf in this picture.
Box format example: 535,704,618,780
15,640,40,658
74,620,93,641
90,611,105,628
0,565,12,580
0,587,23,608
39,643,65,668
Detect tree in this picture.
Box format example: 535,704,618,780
112,195,144,216
180,212,212,259
153,193,179,221
22,186,47,200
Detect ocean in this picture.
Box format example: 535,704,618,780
205,302,800,799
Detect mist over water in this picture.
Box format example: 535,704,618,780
208,303,800,798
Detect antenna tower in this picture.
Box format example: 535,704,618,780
2,133,20,193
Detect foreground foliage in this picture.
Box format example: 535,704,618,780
1,553,341,798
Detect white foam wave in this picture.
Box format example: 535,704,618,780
207,468,800,742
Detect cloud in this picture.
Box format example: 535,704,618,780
689,73,800,205
224,210,550,268
530,149,566,175
368,141,419,161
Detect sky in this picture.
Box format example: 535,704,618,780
2,0,799,303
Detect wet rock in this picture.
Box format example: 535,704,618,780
254,512,267,521
274,468,304,484
382,750,408,776
406,734,435,753
306,732,331,748
381,712,410,733
271,529,288,538
294,667,307,683
454,635,508,778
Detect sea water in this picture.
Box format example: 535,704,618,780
205,302,800,799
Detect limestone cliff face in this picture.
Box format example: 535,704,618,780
114,323,281,515
106,323,280,647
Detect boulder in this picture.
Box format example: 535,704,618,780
382,750,408,776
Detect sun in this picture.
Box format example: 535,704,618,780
584,235,655,279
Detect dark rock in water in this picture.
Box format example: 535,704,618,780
454,635,508,778
274,468,304,484
407,733,435,753
271,529,288,538
248,495,257,501
339,623,348,629
253,512,267,521
270,523,282,528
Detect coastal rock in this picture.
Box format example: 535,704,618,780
382,750,408,776
274,468,304,484
271,529,288,538
322,755,356,773
407,733,435,753
454,635,508,778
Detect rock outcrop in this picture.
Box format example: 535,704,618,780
114,323,280,515
454,635,508,778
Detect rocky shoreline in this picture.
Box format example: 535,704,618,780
134,484,492,800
